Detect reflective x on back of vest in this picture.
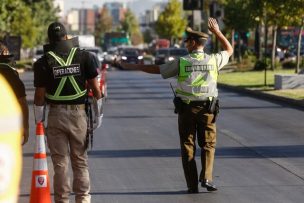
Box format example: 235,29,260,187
45,47,87,101
176,53,218,101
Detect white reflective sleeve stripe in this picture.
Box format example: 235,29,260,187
35,136,46,154
33,158,48,171
0,116,22,134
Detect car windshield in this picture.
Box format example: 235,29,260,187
85,48,101,54
123,49,138,56
156,49,169,55
170,49,188,56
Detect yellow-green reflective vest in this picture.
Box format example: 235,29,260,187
176,52,218,102
45,47,87,101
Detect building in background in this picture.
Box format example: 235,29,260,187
66,9,79,33
140,3,165,28
66,8,96,35
103,2,127,27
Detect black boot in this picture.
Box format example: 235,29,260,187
201,180,217,191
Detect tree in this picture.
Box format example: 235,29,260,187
121,9,143,45
256,0,304,71
143,29,154,44
0,0,58,48
222,0,256,61
95,7,113,47
30,0,59,46
155,0,187,43
0,0,35,47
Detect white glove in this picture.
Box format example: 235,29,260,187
93,113,103,131
34,105,45,124
92,98,103,130
92,98,103,116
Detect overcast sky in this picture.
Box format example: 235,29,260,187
63,0,171,16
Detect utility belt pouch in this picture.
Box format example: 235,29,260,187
173,97,183,114
208,98,217,114
210,98,219,123
85,96,93,149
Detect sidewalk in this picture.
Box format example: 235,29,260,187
218,83,304,110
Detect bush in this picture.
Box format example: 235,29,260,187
254,60,268,70
235,52,257,71
282,61,296,69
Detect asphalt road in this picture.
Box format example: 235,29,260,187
18,70,304,203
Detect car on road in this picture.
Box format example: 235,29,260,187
85,47,108,100
84,47,104,64
154,48,188,65
119,48,143,64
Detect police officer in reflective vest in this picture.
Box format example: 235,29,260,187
33,22,102,203
116,18,233,193
0,42,29,146
0,75,23,203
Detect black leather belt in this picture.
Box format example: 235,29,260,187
187,100,210,107
49,104,85,110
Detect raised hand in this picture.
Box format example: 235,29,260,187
208,18,220,34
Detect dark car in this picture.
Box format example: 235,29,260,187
119,48,143,64
84,47,104,64
155,48,188,65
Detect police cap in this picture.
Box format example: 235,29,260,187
184,27,209,42
47,22,67,43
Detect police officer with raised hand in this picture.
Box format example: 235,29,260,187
115,18,233,193
33,22,102,203
0,42,29,145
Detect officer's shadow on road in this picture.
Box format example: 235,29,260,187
89,190,209,195
87,145,304,159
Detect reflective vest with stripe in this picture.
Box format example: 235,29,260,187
45,47,87,101
176,52,218,102
0,75,22,203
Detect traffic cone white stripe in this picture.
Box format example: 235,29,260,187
30,122,51,203
35,136,46,154
33,157,48,171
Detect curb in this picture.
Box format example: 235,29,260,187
218,83,304,110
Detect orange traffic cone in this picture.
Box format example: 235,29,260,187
29,122,51,203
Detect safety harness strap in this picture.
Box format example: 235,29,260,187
46,48,87,101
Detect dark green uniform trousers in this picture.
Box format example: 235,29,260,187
178,104,216,190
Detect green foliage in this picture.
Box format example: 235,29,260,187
95,7,113,47
254,60,268,71
121,9,143,45
155,0,187,40
143,29,153,44
236,52,257,70
223,0,255,31
282,61,297,69
30,0,59,46
0,0,58,48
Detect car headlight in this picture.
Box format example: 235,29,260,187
168,56,175,61
138,56,143,60
122,56,127,60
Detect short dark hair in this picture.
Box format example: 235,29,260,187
47,22,67,43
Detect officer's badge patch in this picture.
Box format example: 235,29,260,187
53,64,81,78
